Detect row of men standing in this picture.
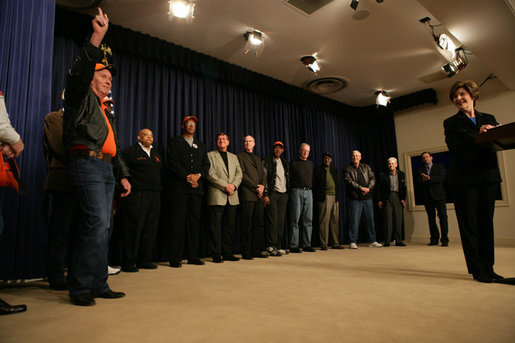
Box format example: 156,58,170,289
41,9,449,306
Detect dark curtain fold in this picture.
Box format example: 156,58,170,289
0,0,56,279
1,5,397,278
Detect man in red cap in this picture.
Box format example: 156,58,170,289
167,116,210,267
262,141,289,256
63,8,130,306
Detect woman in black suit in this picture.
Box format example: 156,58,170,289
443,80,503,283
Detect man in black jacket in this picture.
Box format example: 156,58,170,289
418,152,449,246
313,152,343,250
167,116,210,267
63,8,130,306
262,141,289,256
343,150,382,249
120,129,162,272
378,157,407,246
237,136,268,259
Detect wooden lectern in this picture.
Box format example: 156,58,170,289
475,122,515,151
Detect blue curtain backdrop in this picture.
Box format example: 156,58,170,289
0,0,55,279
1,6,398,278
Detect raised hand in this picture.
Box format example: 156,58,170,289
90,7,109,47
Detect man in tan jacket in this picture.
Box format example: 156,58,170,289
206,133,243,262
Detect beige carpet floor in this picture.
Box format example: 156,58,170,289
1,242,514,343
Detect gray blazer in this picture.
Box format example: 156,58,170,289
206,150,242,206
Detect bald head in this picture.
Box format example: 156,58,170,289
138,128,154,148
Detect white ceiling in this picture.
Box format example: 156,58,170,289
69,0,514,107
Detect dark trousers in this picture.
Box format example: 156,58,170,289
240,199,265,255
68,156,114,296
424,197,449,244
168,194,202,263
265,192,288,248
209,204,237,257
47,191,80,283
453,183,498,276
122,190,161,265
384,192,403,244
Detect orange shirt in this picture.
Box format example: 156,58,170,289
100,100,117,157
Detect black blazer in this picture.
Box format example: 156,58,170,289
443,110,501,185
378,170,406,203
417,163,447,201
313,165,340,202
166,136,210,195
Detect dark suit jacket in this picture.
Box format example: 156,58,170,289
237,151,266,202
120,143,162,191
43,109,72,192
443,110,501,185
313,165,340,202
417,163,446,201
378,170,406,203
167,135,210,195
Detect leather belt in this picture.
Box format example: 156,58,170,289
294,187,311,191
69,149,112,163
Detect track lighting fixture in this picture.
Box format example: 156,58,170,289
441,48,468,78
300,55,320,75
243,30,264,56
168,0,195,22
375,90,390,107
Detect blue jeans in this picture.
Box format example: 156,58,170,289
288,188,313,248
348,199,377,243
67,156,114,296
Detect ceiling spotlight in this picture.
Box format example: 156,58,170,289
300,55,320,75
375,90,390,107
442,48,468,78
350,0,359,11
436,33,457,56
420,17,459,58
168,0,195,22
243,30,264,56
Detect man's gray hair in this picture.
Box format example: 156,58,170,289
387,157,398,164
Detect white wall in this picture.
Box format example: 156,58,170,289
395,90,515,245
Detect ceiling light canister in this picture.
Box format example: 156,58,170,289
168,0,195,22
301,55,320,75
375,90,390,107
244,30,264,56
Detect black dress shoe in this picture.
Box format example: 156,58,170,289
321,245,328,251
290,247,302,253
395,242,406,246
303,246,316,252
0,298,28,315
383,243,390,247
427,242,438,246
253,252,269,258
473,274,493,283
70,293,95,306
169,261,182,268
188,259,205,265
441,243,448,247
121,264,139,273
212,256,223,263
490,271,504,281
97,289,126,299
49,279,69,290
137,263,158,269
332,245,344,249
242,253,254,260
223,255,240,261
